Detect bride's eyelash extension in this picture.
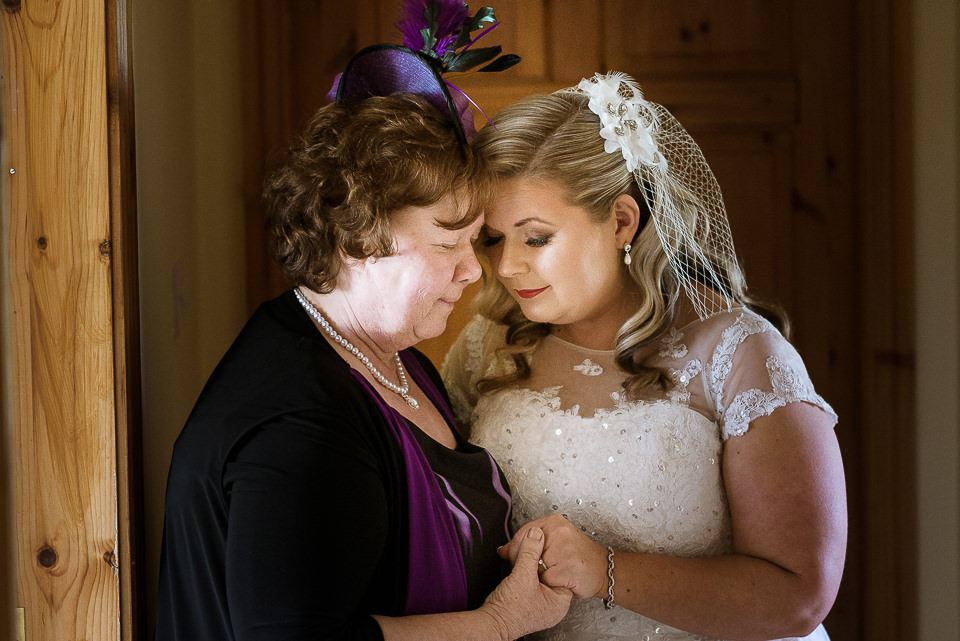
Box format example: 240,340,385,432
526,233,554,247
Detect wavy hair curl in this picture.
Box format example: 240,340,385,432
264,93,494,292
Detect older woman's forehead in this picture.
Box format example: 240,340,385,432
388,198,483,239
432,190,486,227
432,198,473,224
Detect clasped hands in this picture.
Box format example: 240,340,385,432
481,514,608,639
500,513,610,601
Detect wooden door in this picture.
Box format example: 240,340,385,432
240,2,915,637
0,1,143,639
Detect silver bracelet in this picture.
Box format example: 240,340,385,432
603,546,616,609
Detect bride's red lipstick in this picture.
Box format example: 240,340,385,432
516,287,548,299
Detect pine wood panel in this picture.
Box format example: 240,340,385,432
2,2,122,640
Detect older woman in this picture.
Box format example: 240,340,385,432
153,81,569,641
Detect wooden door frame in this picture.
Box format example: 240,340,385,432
106,0,146,638
1,0,143,638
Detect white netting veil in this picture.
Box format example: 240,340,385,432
562,72,743,320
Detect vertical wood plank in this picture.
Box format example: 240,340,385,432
0,1,23,639
790,2,863,635
1,7,30,640
105,0,144,638
240,0,293,311
856,0,918,638
2,1,121,639
0,7,24,640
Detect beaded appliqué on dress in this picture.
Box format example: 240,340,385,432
573,358,604,376
659,327,689,359
707,313,771,413
666,360,703,405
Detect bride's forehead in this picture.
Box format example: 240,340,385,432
487,198,595,233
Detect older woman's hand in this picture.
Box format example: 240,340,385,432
480,526,572,640
498,514,609,601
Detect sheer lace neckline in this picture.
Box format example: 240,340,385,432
545,332,616,356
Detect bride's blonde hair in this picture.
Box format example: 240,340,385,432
472,91,787,396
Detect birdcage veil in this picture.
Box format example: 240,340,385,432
563,72,743,320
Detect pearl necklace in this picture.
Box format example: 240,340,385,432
294,288,420,410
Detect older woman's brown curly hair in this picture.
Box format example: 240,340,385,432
264,93,494,292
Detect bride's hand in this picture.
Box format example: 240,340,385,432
499,514,610,601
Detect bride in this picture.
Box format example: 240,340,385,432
443,72,846,641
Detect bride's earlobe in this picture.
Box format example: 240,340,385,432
612,193,642,247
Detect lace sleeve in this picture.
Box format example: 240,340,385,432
441,315,496,427
705,312,837,440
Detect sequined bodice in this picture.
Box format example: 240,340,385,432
469,388,731,640
473,390,729,559
443,311,835,641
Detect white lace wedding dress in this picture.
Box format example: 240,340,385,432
443,309,837,641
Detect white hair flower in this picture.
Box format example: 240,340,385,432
575,73,667,173
558,72,745,321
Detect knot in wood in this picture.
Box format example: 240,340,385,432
103,550,119,571
37,546,57,568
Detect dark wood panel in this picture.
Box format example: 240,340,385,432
853,0,917,637
241,0,387,310
546,0,604,83
604,0,792,74
633,78,796,131
697,131,794,307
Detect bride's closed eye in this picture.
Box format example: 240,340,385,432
526,233,554,248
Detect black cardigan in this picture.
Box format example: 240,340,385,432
154,291,508,641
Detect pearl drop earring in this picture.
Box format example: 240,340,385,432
623,243,632,265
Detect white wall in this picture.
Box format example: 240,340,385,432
133,1,246,633
915,0,960,637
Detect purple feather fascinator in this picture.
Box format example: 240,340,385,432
327,1,520,144
397,0,470,57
